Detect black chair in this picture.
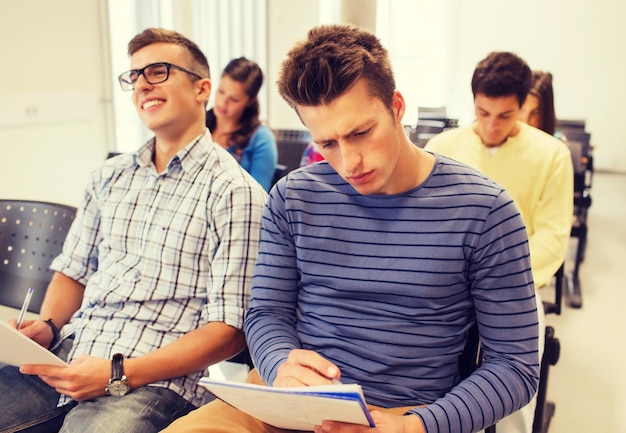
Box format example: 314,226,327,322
271,164,288,187
406,119,451,148
529,267,563,433
0,200,77,313
273,129,313,176
532,326,560,433
543,263,564,315
227,347,254,370
556,118,586,132
563,130,593,309
417,110,459,131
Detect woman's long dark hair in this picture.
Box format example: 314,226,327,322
529,71,556,135
206,57,263,151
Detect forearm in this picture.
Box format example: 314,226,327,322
39,271,84,326
410,192,540,433
124,321,245,389
245,307,299,385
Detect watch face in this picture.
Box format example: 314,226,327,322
107,378,130,396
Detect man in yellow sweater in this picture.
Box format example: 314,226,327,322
426,51,573,433
426,52,573,290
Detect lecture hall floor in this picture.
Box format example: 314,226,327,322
543,170,626,433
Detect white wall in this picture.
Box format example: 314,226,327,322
0,0,114,207
265,0,319,130
265,0,377,130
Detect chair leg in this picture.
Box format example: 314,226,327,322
532,326,560,433
565,226,585,309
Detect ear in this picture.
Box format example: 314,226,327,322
196,78,212,104
391,90,406,122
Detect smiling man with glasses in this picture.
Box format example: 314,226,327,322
0,28,267,433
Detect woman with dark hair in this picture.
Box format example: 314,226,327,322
206,57,277,191
519,70,560,138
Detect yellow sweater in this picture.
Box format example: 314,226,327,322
426,121,573,288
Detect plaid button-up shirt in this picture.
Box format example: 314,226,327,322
51,130,267,406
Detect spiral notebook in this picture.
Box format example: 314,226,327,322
199,377,375,431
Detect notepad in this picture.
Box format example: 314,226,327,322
199,377,375,431
0,320,68,367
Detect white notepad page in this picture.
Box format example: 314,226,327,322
0,320,68,367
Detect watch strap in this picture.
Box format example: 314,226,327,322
43,319,60,349
111,353,124,380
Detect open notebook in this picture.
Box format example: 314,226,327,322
199,377,375,431
0,320,67,367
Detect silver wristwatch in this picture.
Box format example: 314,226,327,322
105,353,130,396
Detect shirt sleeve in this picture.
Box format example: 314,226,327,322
409,190,540,433
244,179,302,384
204,181,268,329
50,169,103,284
527,144,574,288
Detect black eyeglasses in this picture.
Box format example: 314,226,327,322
118,62,203,91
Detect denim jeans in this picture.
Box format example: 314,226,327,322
0,338,196,433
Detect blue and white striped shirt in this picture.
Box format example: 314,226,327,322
245,154,539,433
52,131,267,407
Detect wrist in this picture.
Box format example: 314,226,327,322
43,318,61,349
105,353,131,396
403,413,426,433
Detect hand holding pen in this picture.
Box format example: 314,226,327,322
15,287,34,330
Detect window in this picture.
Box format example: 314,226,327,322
376,0,451,125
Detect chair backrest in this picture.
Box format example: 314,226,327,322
417,115,459,131
543,264,564,315
406,120,448,148
273,129,313,175
416,119,446,134
417,106,448,122
556,118,586,132
0,200,77,313
458,322,482,380
271,164,288,187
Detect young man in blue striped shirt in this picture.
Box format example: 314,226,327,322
164,24,539,433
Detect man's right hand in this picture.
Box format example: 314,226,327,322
274,348,342,387
9,319,55,348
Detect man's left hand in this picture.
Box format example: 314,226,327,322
20,355,111,401
314,411,425,433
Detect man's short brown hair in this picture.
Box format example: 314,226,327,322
127,28,210,80
277,25,395,113
471,51,531,107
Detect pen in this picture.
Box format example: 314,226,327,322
15,287,33,330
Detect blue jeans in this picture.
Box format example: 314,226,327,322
0,338,196,433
